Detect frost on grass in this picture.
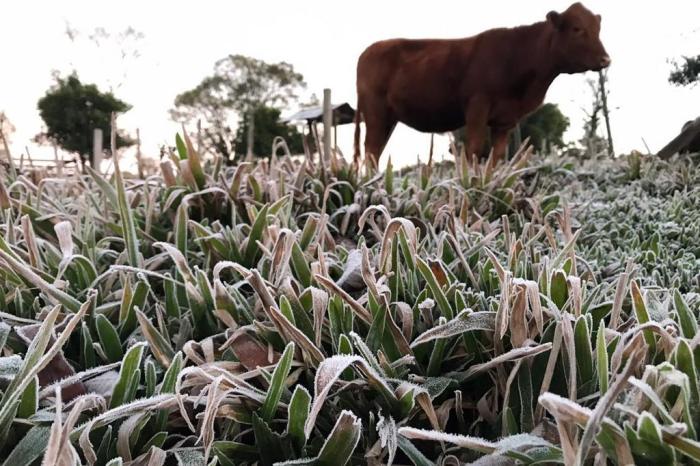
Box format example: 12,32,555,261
2,147,700,464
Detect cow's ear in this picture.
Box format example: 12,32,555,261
547,11,561,27
596,14,602,23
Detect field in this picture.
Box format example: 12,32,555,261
1,138,700,466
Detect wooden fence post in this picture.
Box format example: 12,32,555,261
93,128,103,173
136,128,144,178
53,143,63,177
24,146,34,168
196,119,203,155
323,88,332,162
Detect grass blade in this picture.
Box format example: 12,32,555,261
260,342,295,422
316,410,362,466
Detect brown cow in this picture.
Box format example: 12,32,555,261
354,2,610,168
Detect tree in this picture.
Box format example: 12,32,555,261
171,54,306,161
575,75,612,157
233,106,304,158
519,103,570,153
37,74,133,168
669,55,700,87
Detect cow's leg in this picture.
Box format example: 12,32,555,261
364,104,397,169
490,125,513,165
464,97,490,163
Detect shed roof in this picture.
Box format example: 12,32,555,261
282,103,355,125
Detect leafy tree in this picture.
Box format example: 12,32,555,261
669,55,700,87
37,74,133,168
520,103,570,153
233,106,304,158
171,54,306,161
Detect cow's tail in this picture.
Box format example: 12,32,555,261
353,98,362,169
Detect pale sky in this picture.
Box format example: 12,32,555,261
1,0,699,170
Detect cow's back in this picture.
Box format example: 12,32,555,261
357,38,477,132
357,38,470,89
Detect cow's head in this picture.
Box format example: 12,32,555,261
547,3,610,74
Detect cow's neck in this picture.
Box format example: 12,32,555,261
489,22,561,118
515,22,560,88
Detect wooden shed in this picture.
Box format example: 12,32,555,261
282,103,356,153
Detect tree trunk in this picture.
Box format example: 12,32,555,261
599,71,614,157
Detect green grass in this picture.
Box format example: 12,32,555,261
0,139,699,465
